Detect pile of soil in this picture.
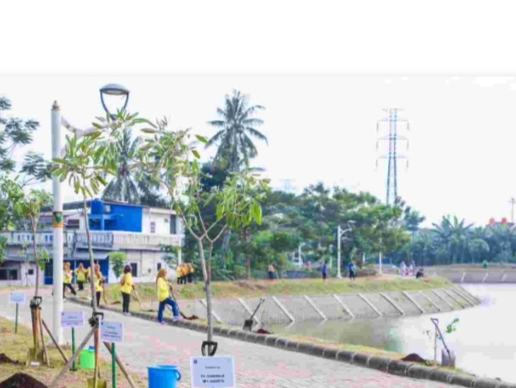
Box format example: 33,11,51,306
255,328,272,335
401,353,428,364
0,354,21,365
0,373,48,388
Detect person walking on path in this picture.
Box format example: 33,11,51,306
63,262,77,299
400,261,407,276
483,259,488,269
74,263,87,291
268,263,276,282
321,261,328,281
186,262,194,284
92,264,104,308
156,268,181,324
347,261,356,280
120,264,134,316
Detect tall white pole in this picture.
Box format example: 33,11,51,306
298,244,302,268
51,101,64,345
379,251,383,275
337,225,342,279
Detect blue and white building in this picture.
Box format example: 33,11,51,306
0,199,184,286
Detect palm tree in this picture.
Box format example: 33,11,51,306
206,90,267,172
432,216,473,264
102,129,141,203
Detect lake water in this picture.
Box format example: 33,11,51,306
267,285,516,383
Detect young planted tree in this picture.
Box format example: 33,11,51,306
138,121,269,349
16,189,53,296
52,111,142,387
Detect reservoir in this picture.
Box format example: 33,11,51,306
267,285,515,383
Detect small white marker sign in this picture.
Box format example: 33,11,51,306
9,291,26,305
61,311,85,328
100,321,123,343
190,356,236,388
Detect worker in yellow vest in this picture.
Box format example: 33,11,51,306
74,263,87,291
120,265,134,316
63,262,77,299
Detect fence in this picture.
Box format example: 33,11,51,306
169,285,479,327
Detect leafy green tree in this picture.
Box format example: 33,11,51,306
138,121,269,346
0,175,24,231
0,97,39,173
432,216,473,264
109,252,127,279
15,189,53,296
52,111,143,384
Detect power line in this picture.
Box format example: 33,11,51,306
376,108,410,204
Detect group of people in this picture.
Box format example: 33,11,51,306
176,262,195,284
399,261,425,279
320,260,356,281
61,260,187,323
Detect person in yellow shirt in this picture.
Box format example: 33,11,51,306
186,262,194,284
156,268,180,324
176,265,182,285
93,264,104,308
74,263,87,291
120,265,134,316
63,262,77,299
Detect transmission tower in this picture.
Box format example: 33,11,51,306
280,179,296,194
376,108,410,204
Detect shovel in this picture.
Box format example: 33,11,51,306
243,298,265,331
133,288,155,312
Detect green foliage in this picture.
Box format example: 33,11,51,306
36,248,50,271
0,176,24,231
0,236,7,263
446,318,459,334
109,252,127,278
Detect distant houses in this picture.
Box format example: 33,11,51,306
0,199,184,287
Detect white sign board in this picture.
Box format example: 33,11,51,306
61,311,85,328
9,291,26,305
100,321,123,343
190,356,236,388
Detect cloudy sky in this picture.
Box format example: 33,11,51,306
1,76,515,227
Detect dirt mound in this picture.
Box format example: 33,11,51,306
255,328,272,335
0,354,21,365
401,353,428,364
0,373,48,388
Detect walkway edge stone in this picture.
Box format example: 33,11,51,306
68,298,516,388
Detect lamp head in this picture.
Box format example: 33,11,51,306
99,83,130,118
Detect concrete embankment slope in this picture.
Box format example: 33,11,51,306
175,285,479,326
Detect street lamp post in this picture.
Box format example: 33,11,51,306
51,102,64,344
51,84,130,344
337,221,355,279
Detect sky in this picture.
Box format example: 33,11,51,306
1,75,516,228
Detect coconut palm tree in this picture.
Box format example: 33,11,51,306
206,90,267,172
102,128,141,203
432,216,473,264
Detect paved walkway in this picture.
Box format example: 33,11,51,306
0,289,460,388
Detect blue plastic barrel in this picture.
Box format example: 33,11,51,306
148,365,182,388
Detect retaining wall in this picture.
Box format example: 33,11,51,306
428,270,516,284
165,285,479,326
68,295,512,388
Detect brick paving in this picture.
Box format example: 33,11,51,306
0,289,461,388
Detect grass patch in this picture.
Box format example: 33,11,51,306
98,275,452,304
0,316,145,387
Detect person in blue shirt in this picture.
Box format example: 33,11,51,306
347,261,356,280
321,262,328,281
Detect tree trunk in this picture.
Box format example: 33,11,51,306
31,220,39,297
197,239,213,342
83,198,97,313
246,256,251,280
220,228,232,261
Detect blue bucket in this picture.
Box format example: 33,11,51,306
148,365,182,388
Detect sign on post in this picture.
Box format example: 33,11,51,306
100,321,123,343
9,291,26,305
190,356,236,388
61,311,85,328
